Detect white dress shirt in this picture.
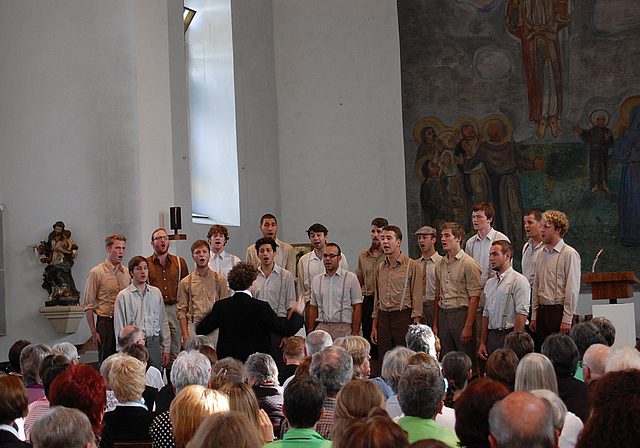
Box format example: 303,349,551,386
483,267,530,330
208,250,241,279
465,227,510,287
254,264,296,318
522,237,544,287
310,268,362,324
298,250,348,303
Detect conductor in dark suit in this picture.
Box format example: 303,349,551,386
196,262,304,362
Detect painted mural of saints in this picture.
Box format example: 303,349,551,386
506,0,572,140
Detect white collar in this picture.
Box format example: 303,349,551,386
0,424,19,439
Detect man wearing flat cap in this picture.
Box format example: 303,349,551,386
415,226,442,328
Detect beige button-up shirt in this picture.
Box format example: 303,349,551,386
522,238,544,288
311,268,362,324
355,248,385,296
177,268,229,323
418,252,443,303
82,259,131,318
435,250,482,310
531,240,581,325
373,253,423,319
483,267,530,330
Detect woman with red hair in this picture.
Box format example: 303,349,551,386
0,375,30,447
49,363,107,446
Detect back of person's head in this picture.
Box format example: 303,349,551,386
31,406,95,448
590,317,615,346
541,333,579,377
227,262,259,292
170,385,230,448
582,343,611,382
604,346,640,373
49,363,107,436
117,325,144,349
219,381,261,433
398,364,444,419
569,322,606,360
529,390,567,433
405,323,436,356
8,339,30,374
442,351,472,393
333,407,409,448
408,441,450,448
407,352,439,368
184,335,215,352
293,356,312,379
100,353,125,389
210,357,247,389
52,342,79,362
283,376,326,429
310,346,353,396
283,336,306,361
454,378,510,448
306,330,333,355
575,370,640,448
333,336,371,379
504,331,534,361
334,379,385,444
39,355,70,399
0,375,29,425
20,343,52,385
514,353,558,395
486,349,518,390
171,351,211,394
381,346,415,394
186,411,263,448
196,345,218,367
245,352,279,385
109,355,146,403
122,343,149,365
488,391,556,448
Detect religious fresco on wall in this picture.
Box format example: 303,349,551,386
399,0,640,275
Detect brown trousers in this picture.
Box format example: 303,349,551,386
377,308,412,370
96,316,116,366
536,304,564,347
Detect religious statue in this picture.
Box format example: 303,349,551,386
36,221,80,305
573,110,614,193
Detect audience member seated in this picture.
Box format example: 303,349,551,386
121,343,160,410
195,345,218,368
380,346,414,417
485,349,518,391
604,346,640,372
20,343,52,404
24,354,69,440
488,391,558,448
305,330,333,356
169,385,229,448
589,317,615,347
569,322,606,381
31,406,96,448
333,336,371,379
220,381,274,445
102,355,154,444
210,357,247,390
333,379,386,446
279,336,305,385
531,389,582,448
51,342,80,363
541,334,587,412
99,353,125,412
333,408,409,448
397,365,459,447
245,353,284,427
117,325,145,349
281,345,353,440
405,323,437,358
514,353,582,448
266,377,331,448
0,375,30,448
187,411,263,448
150,351,211,446
6,340,30,378
575,370,640,448
565,343,611,423
184,335,215,352
503,331,534,361
441,352,472,409
454,379,510,448
49,363,106,445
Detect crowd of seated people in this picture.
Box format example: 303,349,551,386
2,311,639,448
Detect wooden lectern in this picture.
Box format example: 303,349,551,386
582,271,640,304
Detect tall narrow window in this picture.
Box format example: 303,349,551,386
186,0,240,226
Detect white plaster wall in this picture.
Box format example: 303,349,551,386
272,0,407,263
0,1,142,356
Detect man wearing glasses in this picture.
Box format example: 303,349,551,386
146,228,189,381
308,243,362,339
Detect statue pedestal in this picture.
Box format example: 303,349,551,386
38,305,85,334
